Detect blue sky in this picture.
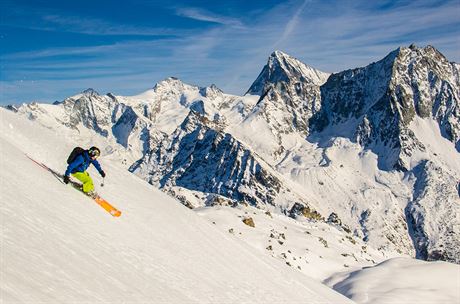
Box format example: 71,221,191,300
1,0,459,105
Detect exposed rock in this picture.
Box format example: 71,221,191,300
242,217,255,228
310,45,459,171
5,104,18,113
289,202,322,221
327,212,351,233
327,212,342,225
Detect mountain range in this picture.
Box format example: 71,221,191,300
8,44,460,264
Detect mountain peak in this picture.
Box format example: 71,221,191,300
153,77,190,93
404,43,438,52
246,51,329,95
270,50,289,60
82,88,100,97
82,88,99,96
160,77,184,85
394,44,447,61
199,84,223,98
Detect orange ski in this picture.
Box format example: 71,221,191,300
94,196,122,217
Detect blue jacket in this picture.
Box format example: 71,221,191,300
65,151,103,177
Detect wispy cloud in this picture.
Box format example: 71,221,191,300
274,0,312,48
39,14,183,36
1,3,187,37
175,7,244,28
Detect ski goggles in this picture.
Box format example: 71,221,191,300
89,150,100,158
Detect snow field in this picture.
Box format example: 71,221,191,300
325,257,460,304
1,108,353,303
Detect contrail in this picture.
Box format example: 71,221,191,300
274,0,311,48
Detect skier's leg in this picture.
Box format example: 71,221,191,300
71,171,94,193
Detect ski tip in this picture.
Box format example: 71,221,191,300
94,196,121,217
111,210,122,217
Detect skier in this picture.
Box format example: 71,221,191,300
64,146,106,197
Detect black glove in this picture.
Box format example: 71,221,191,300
100,170,106,178
64,175,70,184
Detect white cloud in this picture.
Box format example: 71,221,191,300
175,7,244,28
40,14,179,36
2,6,188,37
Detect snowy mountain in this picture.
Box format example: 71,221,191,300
310,45,459,171
6,45,460,266
129,110,320,215
306,44,460,262
247,50,330,95
243,51,330,159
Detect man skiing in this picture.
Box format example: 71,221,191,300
64,146,106,197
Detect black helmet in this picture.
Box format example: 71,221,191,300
88,146,101,158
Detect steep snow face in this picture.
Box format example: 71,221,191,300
275,136,416,256
404,117,460,263
405,160,460,262
0,108,354,303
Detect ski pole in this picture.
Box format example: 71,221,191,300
101,177,105,187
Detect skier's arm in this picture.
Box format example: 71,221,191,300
92,159,105,177
65,155,84,176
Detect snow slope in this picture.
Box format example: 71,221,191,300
194,205,386,281
325,257,460,304
0,108,353,303
199,206,460,303
2,102,459,303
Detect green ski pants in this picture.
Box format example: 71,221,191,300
72,171,94,193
